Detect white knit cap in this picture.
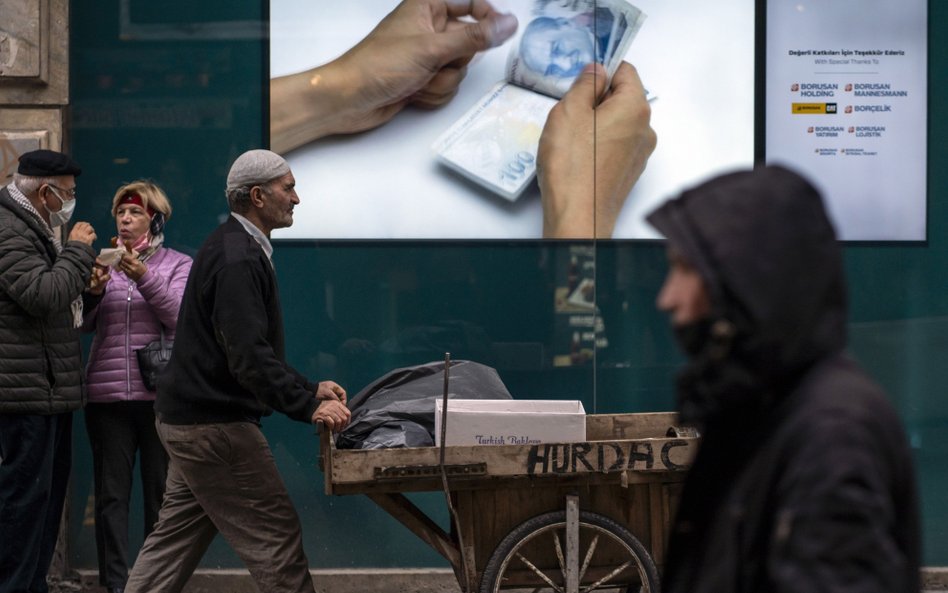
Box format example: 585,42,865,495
226,149,290,191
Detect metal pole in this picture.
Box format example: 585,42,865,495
439,353,474,592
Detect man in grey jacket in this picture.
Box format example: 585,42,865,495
0,149,100,593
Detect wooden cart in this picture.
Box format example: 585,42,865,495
319,412,697,593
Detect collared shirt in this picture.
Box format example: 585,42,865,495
5,182,61,252
230,211,273,265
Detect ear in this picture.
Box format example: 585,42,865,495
249,185,267,209
38,184,58,207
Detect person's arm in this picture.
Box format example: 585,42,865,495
135,252,193,330
0,221,96,317
209,256,343,425
537,62,657,239
269,0,518,153
768,413,913,592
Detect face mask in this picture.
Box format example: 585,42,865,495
131,233,150,253
47,187,76,227
672,318,713,358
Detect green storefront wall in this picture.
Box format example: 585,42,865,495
67,0,947,569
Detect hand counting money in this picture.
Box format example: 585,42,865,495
433,0,646,201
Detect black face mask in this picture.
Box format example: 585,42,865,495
673,318,713,358
674,317,758,427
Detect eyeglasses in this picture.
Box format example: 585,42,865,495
48,184,77,200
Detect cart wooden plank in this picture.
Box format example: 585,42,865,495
321,413,697,496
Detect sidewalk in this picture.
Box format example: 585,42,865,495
49,567,948,592
57,569,461,593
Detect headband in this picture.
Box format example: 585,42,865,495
119,193,156,217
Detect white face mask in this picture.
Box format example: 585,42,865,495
47,186,76,227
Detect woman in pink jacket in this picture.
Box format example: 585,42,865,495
83,181,192,593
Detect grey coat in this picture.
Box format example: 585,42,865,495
0,186,95,414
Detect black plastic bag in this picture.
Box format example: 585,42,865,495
336,360,512,450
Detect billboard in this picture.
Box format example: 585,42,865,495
269,0,756,239
765,0,928,241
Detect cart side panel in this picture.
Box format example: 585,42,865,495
465,482,665,591
326,436,697,494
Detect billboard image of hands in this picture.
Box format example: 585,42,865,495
269,0,756,239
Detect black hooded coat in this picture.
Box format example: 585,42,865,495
647,166,920,593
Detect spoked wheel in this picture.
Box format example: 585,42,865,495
479,510,659,593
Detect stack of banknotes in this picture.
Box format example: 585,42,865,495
433,0,646,200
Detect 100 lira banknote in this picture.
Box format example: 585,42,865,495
432,83,557,201
433,0,646,200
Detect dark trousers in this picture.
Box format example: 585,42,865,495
0,412,73,593
85,402,168,588
125,421,314,593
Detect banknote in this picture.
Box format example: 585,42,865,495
433,0,646,200
507,0,646,99
433,83,557,201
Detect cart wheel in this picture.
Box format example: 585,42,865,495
479,510,659,593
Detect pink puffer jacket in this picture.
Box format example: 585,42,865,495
83,247,192,402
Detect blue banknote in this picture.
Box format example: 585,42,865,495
508,0,646,98
433,0,646,200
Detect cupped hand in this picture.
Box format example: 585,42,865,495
118,252,147,283
538,62,657,239
68,222,97,246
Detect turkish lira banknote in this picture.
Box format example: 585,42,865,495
508,0,646,99
432,83,557,200
433,0,646,201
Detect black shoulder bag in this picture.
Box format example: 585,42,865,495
136,327,173,392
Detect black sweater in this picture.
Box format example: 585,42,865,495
155,216,318,425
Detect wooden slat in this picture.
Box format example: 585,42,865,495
327,436,697,491
566,495,580,593
319,423,334,496
454,490,478,593
585,412,681,440
366,492,461,569
648,482,665,567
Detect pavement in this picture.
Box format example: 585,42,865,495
49,568,948,592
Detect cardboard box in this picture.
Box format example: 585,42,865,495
434,399,586,446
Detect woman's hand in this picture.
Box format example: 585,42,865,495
118,250,147,283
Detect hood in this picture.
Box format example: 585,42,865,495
647,165,847,421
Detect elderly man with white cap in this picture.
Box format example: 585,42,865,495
125,149,350,593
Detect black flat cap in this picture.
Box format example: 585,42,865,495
17,149,82,177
